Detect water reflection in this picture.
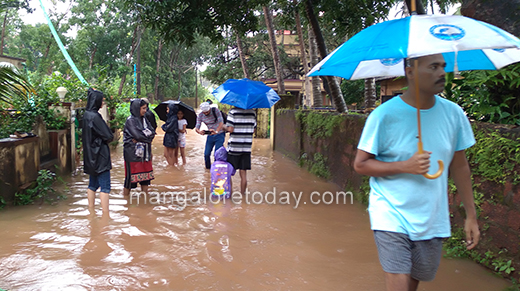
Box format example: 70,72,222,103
0,131,512,290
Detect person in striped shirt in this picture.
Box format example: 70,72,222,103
225,107,256,194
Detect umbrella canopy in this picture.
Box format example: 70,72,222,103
153,100,197,129
308,14,520,80
212,78,281,109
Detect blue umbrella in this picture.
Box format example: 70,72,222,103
308,15,520,80
309,13,520,180
212,78,281,109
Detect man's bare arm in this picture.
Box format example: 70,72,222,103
449,150,480,250
353,149,431,177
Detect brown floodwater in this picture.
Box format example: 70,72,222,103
0,129,512,290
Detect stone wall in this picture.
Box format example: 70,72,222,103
0,137,40,201
274,110,365,190
274,110,520,279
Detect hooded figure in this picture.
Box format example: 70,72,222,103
142,98,157,131
123,99,156,194
83,88,114,176
123,99,156,162
161,102,179,148
210,147,235,198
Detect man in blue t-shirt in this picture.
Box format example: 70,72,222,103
354,54,480,291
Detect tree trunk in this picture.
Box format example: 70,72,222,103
195,67,198,107
294,0,311,107
308,25,322,107
364,78,377,111
303,0,347,112
136,28,143,96
0,11,8,55
44,41,51,58
89,46,97,70
153,38,163,103
118,26,140,96
263,6,286,95
236,33,250,79
404,0,427,14
461,0,520,36
178,68,182,100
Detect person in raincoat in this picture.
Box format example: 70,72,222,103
123,99,156,196
354,54,479,290
161,102,179,166
141,98,157,131
82,88,114,213
210,146,235,199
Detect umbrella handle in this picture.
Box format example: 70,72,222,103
418,141,444,179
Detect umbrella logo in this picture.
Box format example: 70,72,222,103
380,58,403,67
492,48,506,53
430,25,465,41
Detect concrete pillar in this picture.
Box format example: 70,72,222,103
70,102,76,172
270,106,276,150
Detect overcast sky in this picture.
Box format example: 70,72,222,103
21,1,460,27
19,0,72,25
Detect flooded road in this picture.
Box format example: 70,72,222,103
0,129,512,290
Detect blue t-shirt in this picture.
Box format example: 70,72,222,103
358,95,475,240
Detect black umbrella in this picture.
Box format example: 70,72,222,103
153,100,197,129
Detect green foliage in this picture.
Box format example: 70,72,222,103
113,102,131,131
299,152,330,179
444,226,517,278
443,227,472,258
14,169,65,205
341,79,365,106
123,0,267,45
504,279,520,291
347,175,370,205
449,176,486,215
0,66,34,104
443,63,520,125
31,72,88,103
298,111,346,139
465,125,520,185
309,153,330,179
0,196,5,210
494,259,516,275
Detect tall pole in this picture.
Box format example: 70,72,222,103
195,66,198,107
136,29,142,96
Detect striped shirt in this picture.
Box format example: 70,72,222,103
195,108,224,133
226,108,256,154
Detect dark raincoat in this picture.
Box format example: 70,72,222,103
82,88,114,176
145,109,157,131
161,102,179,148
123,99,156,162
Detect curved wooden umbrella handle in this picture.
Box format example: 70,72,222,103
423,160,444,179
418,142,444,179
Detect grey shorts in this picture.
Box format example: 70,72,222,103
373,230,443,282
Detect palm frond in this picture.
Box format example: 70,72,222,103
0,66,34,104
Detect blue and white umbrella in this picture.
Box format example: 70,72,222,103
308,14,520,80
212,78,280,109
308,14,520,180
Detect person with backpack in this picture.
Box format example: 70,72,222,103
210,146,235,199
195,102,225,169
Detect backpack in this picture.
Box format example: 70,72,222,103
211,107,227,124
